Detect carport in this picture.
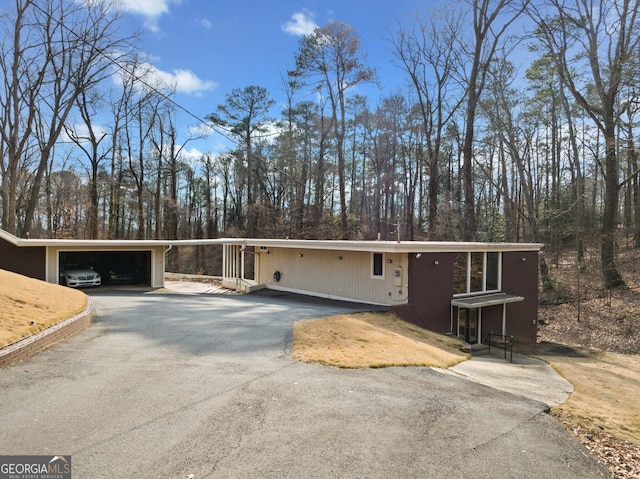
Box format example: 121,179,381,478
0,228,229,289
45,242,168,287
0,231,173,288
60,250,151,286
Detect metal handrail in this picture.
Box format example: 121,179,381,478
487,332,514,362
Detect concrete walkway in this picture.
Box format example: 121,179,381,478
440,350,574,408
161,279,238,295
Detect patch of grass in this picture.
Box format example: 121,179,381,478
291,311,469,369
540,350,640,445
0,269,87,348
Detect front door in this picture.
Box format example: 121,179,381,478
458,308,478,344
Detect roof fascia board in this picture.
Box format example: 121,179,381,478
17,239,173,248
0,229,543,252
0,229,235,247
167,238,242,246
243,238,543,253
0,229,20,246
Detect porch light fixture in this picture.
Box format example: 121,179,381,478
434,260,439,265
415,253,422,259
337,256,343,260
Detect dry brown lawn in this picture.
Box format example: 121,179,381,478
535,242,640,454
292,312,469,369
0,269,87,348
538,349,640,445
522,347,640,478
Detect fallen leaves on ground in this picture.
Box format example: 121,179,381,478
538,243,640,479
555,416,640,479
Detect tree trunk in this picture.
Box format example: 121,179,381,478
462,93,477,241
601,131,625,288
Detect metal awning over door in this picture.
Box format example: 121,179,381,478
451,293,524,309
451,293,524,342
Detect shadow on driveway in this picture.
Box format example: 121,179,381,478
0,291,610,479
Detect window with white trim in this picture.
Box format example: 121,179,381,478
453,251,501,295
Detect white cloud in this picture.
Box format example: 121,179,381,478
117,0,171,17
115,0,182,33
196,18,212,29
157,68,217,95
131,63,217,95
61,123,109,145
113,57,217,96
180,146,205,165
188,122,215,137
282,11,318,36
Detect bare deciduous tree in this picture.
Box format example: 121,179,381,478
64,89,110,239
390,7,465,238
531,0,640,288
0,0,131,236
458,0,528,241
290,21,375,238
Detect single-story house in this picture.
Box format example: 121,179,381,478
0,229,542,344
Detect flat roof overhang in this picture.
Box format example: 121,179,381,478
2,229,543,254
451,293,525,309
1,229,175,248
232,239,543,254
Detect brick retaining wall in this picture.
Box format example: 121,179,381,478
0,297,94,368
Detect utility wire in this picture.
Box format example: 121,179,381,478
27,0,306,185
27,0,232,138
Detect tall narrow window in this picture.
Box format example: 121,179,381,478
372,253,384,277
453,253,467,294
486,252,499,291
470,252,483,292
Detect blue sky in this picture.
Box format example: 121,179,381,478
116,0,436,159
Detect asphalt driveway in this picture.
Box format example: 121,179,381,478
0,290,610,478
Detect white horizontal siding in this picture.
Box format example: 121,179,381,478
256,247,408,306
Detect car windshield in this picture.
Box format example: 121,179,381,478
64,263,93,271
